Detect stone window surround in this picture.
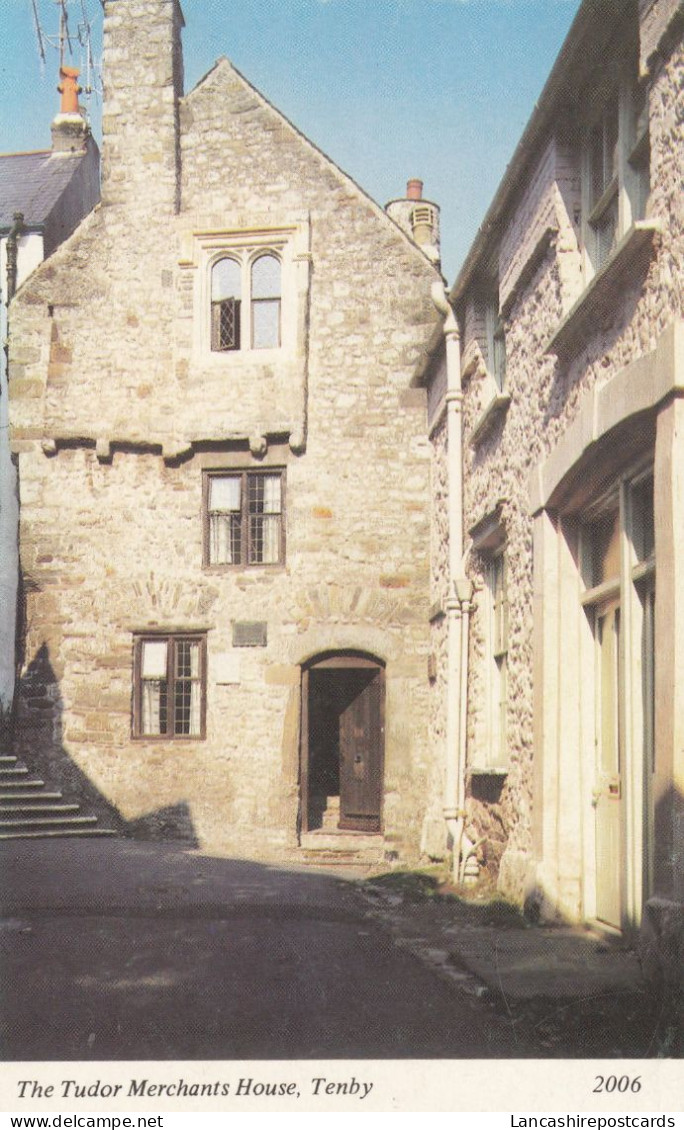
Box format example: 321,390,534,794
132,631,207,741
463,287,511,446
180,222,309,362
537,455,655,932
529,320,682,928
545,219,661,361
530,320,683,516
469,507,509,777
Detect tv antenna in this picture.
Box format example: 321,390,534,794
29,0,103,116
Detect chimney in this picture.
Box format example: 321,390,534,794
101,0,185,214
385,179,441,267
51,65,89,154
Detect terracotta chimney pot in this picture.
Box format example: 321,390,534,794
58,66,82,114
407,178,423,201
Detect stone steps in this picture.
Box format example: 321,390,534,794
0,753,116,840
0,803,81,814
0,815,98,830
0,779,46,790
298,850,376,867
320,795,340,832
300,796,385,867
0,791,66,803
0,828,118,840
298,829,385,869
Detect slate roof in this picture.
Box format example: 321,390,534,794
0,149,86,232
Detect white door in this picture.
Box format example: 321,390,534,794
594,600,623,929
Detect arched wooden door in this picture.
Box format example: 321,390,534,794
300,654,385,834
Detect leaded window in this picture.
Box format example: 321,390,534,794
209,252,283,352
205,470,284,566
134,635,206,739
211,258,241,351
251,254,281,349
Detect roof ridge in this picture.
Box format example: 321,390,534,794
0,149,51,160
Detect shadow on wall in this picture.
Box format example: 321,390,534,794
641,785,684,998
11,641,199,848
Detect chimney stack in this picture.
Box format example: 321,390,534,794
385,179,441,267
58,66,82,114
51,65,89,154
101,0,185,215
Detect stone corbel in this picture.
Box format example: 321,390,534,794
96,437,112,464
249,434,268,458
41,437,58,457
289,431,305,455
163,439,193,463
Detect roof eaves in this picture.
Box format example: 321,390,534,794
0,148,51,160
0,222,45,236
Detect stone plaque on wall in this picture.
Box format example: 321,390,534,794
232,621,268,648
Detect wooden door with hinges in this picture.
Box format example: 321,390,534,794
300,655,384,835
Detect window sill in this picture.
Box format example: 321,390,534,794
131,734,206,743
429,600,445,623
468,766,508,778
545,220,662,361
470,389,510,447
203,563,285,572
200,346,285,364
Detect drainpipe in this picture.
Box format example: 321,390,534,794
431,281,476,886
6,213,25,304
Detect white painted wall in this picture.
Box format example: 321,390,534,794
0,231,44,713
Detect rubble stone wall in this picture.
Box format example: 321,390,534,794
9,0,441,859
457,18,684,904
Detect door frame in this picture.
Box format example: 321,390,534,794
299,651,385,836
578,466,655,933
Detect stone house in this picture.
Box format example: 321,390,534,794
417,0,683,977
8,0,444,860
0,73,100,725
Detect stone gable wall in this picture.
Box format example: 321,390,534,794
9,2,441,859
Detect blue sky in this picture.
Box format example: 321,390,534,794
0,0,579,278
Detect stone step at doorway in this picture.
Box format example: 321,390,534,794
320,794,340,831
297,829,386,871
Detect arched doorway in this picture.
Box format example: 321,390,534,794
300,652,385,835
